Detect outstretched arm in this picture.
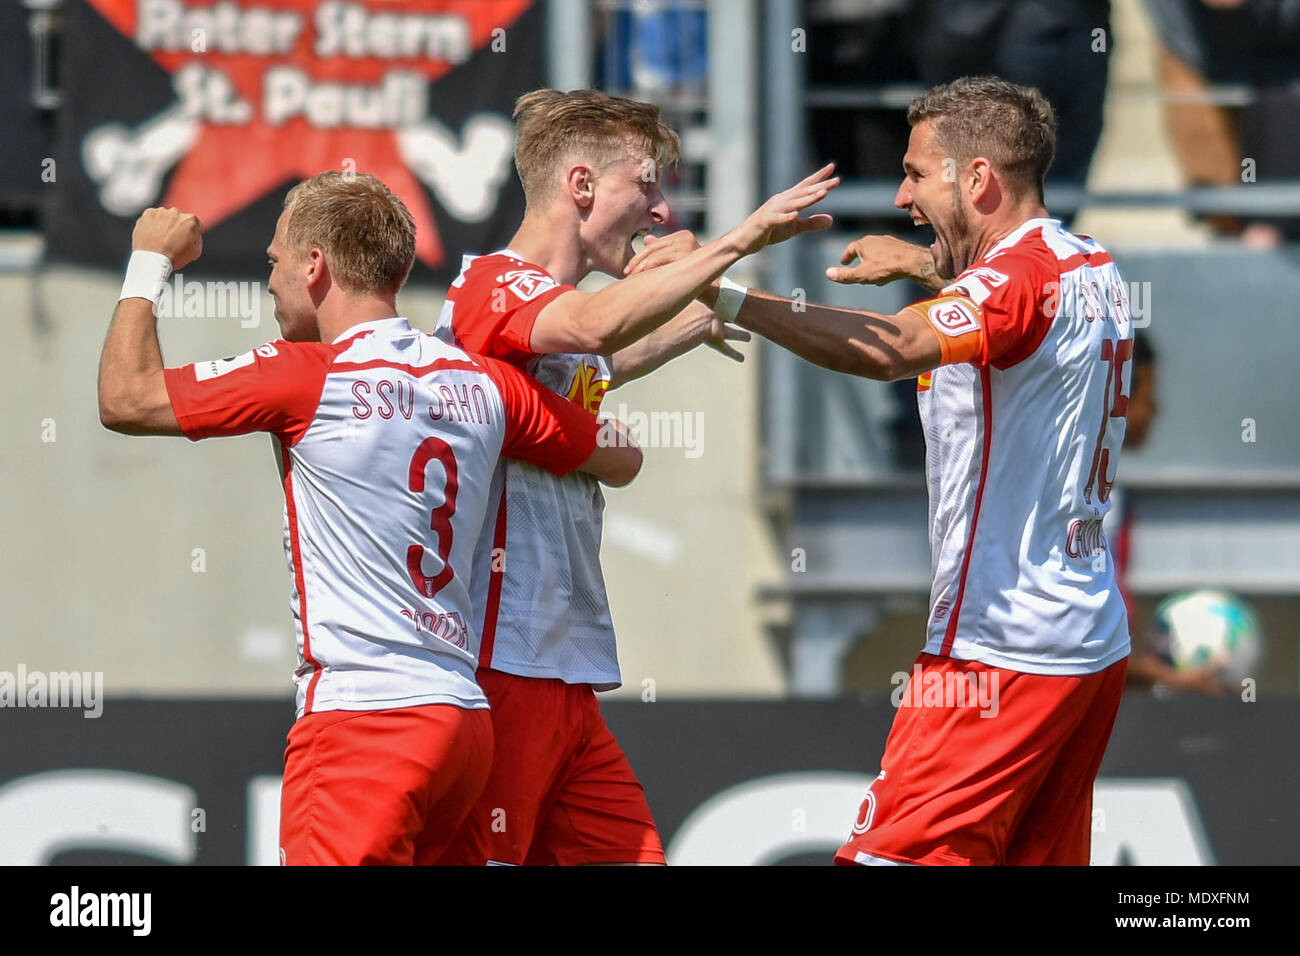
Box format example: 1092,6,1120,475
609,301,750,388
731,290,943,381
98,208,203,435
528,165,838,356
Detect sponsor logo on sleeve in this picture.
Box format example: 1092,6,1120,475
502,269,559,302
927,299,981,336
942,266,1008,306
194,351,255,381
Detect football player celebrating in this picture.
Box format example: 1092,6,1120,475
97,171,642,865
437,88,837,865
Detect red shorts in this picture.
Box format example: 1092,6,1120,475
836,652,1128,866
280,702,492,865
441,669,665,865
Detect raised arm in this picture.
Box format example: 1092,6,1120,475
732,290,943,382
98,208,203,435
527,165,838,356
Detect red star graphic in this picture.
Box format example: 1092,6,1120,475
88,0,534,269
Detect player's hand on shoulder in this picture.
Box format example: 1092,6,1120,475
623,230,700,275
730,163,838,256
827,235,934,286
132,207,203,270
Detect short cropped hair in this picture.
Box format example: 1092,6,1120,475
512,88,681,207
907,76,1058,201
283,171,416,296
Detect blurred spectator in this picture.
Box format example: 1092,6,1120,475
805,0,919,235
1144,0,1300,243
915,0,1112,191
593,1,709,233
803,1,929,470
1109,335,1230,694
597,1,708,95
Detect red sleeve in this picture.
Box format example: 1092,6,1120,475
446,255,575,367
162,341,333,445
940,251,1057,369
481,355,599,476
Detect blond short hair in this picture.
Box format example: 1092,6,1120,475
907,76,1058,201
513,88,681,207
283,171,416,296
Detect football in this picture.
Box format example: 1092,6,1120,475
1153,590,1263,684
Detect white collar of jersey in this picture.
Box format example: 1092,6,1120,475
985,217,1063,259
331,316,411,344
457,248,526,278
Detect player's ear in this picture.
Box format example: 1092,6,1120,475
567,165,595,209
968,158,997,207
304,247,328,290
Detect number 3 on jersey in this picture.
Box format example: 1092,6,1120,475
407,437,459,598
1084,338,1133,504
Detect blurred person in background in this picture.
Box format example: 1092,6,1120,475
1107,335,1231,693
1144,0,1300,243
916,0,1112,193
806,0,921,235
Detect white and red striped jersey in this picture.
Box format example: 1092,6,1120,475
904,218,1133,674
436,251,621,688
163,317,601,717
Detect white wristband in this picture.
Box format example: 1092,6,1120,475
119,251,173,313
714,276,748,321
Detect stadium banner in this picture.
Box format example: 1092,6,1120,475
0,695,1294,865
0,3,55,208
43,0,542,281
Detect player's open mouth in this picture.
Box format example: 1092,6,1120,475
914,216,940,260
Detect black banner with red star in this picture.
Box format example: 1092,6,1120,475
45,0,543,282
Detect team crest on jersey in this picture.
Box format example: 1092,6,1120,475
917,371,933,392
502,269,559,302
928,299,980,336
194,350,255,381
565,361,609,414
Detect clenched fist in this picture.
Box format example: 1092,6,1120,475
132,207,203,270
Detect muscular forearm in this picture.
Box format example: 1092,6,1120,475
98,297,169,431
735,290,927,381
609,302,714,388
573,234,744,354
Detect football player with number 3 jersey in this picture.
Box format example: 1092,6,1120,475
695,78,1134,865
97,172,643,865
